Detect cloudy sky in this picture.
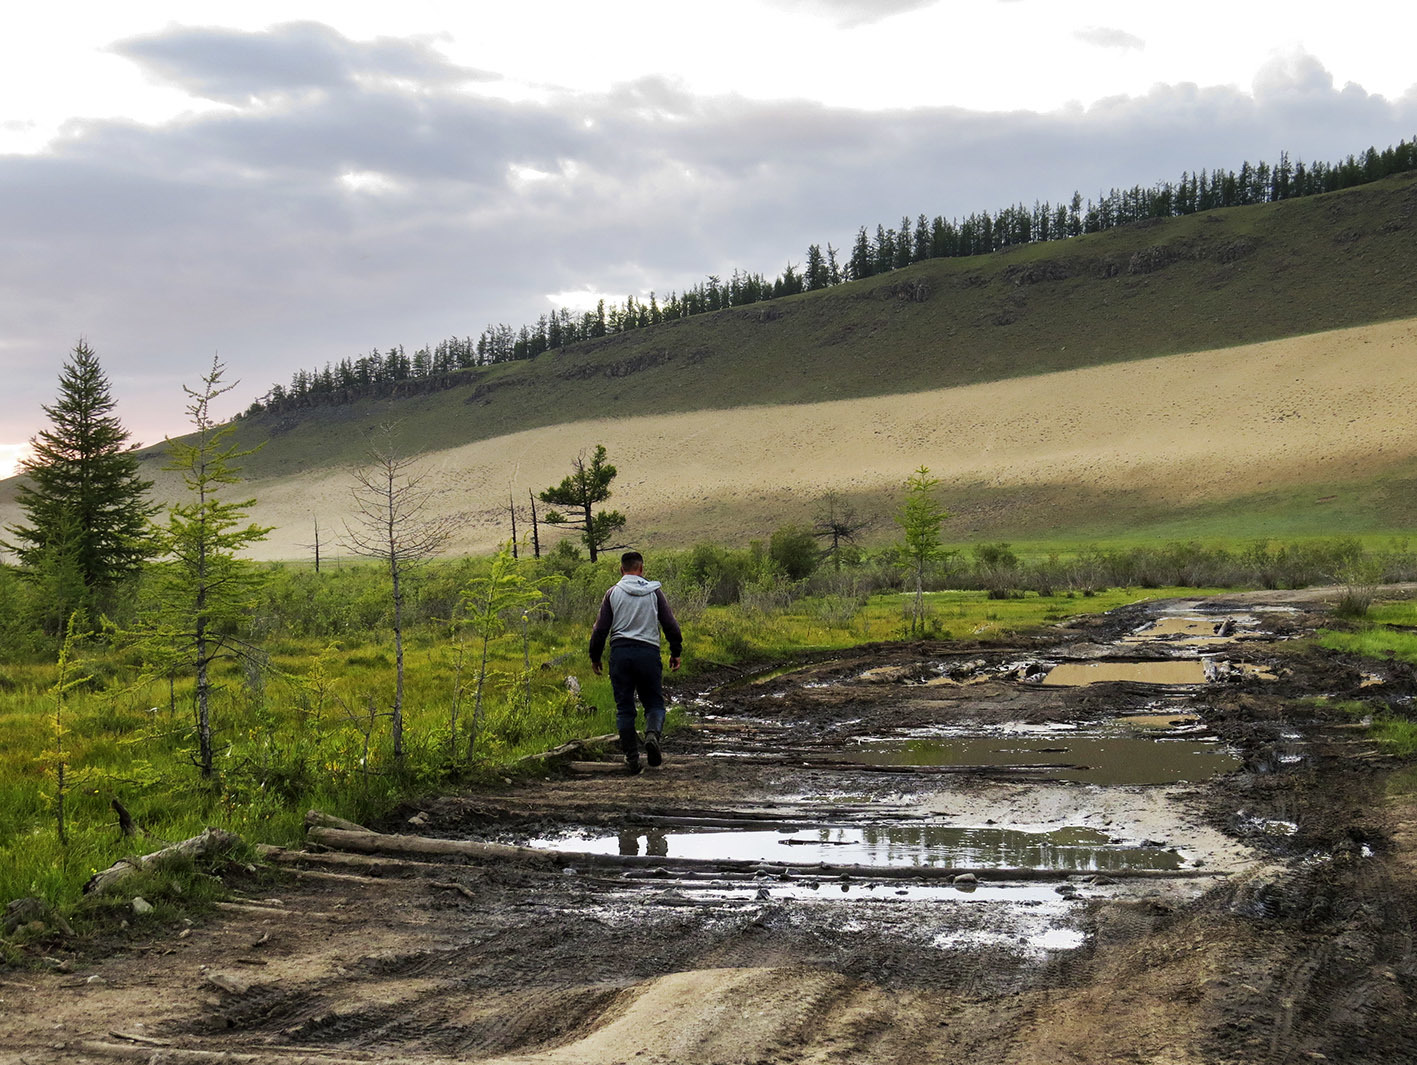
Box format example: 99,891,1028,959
3,0,1416,478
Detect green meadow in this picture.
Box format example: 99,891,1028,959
1,539,1255,915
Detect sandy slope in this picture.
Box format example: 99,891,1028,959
3,317,1415,560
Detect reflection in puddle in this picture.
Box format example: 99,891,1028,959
1042,660,1207,686
530,823,1184,872
619,828,670,857
848,732,1238,785
617,878,1075,905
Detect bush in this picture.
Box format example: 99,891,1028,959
769,524,820,581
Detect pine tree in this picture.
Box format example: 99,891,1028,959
540,444,625,563
804,244,829,290
849,227,874,279
4,340,155,630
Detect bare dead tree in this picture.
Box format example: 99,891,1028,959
341,425,460,764
528,490,541,558
297,516,323,573
813,491,872,572
507,492,518,559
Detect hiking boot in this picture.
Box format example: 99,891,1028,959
645,730,663,768
619,727,641,775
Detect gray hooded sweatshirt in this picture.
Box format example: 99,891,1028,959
589,575,683,665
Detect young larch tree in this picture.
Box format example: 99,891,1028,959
144,356,270,778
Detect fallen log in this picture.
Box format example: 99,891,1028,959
566,760,676,774
514,732,619,767
303,809,368,833
257,843,475,879
84,827,241,895
304,826,1223,882
306,827,555,867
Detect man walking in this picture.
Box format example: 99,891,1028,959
589,551,682,775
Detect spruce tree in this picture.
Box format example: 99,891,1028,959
4,340,154,629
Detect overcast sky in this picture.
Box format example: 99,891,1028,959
3,0,1416,477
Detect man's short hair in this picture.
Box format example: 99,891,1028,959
621,550,644,570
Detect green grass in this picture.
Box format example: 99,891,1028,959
1317,598,1417,758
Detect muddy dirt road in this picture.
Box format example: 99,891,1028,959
6,592,1417,1065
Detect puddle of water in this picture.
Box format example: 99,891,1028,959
749,664,813,685
1123,616,1251,643
1042,660,1208,686
620,879,1074,905
857,666,913,682
1111,713,1201,729
528,823,1184,873
1238,814,1298,837
933,926,1087,955
848,733,1238,786
997,721,1081,735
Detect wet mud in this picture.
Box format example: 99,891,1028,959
7,592,1417,1065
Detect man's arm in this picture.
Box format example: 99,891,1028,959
655,589,683,670
588,592,614,675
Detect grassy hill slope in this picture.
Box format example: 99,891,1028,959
226,171,1417,480
70,314,1416,560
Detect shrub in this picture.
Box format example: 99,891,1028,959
769,524,820,581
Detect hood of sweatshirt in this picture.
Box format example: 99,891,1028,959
616,574,661,596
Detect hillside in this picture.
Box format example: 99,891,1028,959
4,172,1417,558
223,170,1417,480
18,313,1404,560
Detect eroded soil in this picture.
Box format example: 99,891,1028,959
5,591,1417,1065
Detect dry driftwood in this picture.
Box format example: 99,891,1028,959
304,825,1220,882
84,827,241,895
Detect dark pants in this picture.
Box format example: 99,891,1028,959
609,641,666,735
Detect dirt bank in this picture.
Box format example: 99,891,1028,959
3,591,1415,1064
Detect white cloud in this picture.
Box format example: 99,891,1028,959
1075,26,1145,51
765,0,938,27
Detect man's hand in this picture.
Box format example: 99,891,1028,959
670,656,681,672
591,661,603,676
